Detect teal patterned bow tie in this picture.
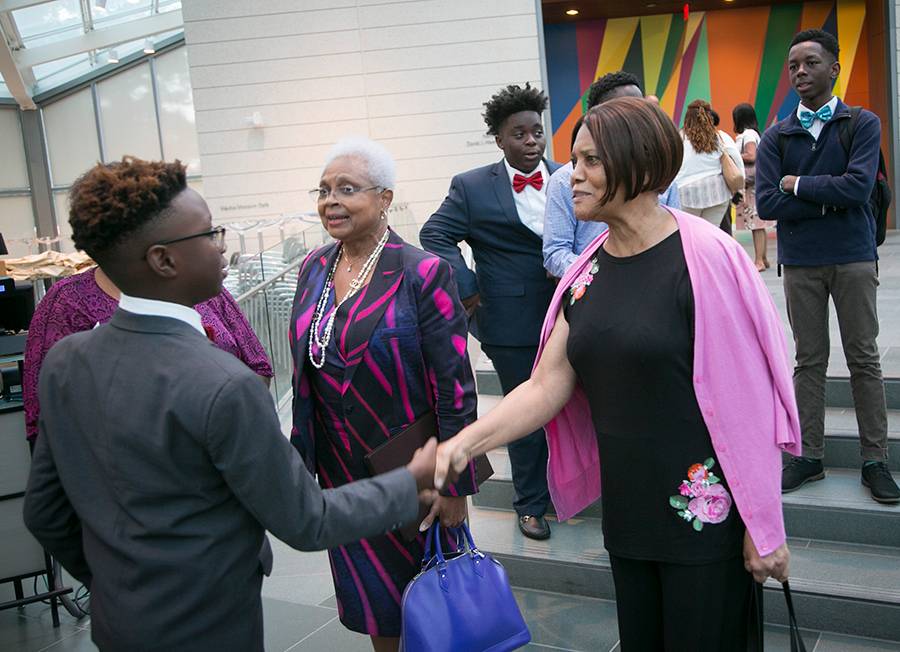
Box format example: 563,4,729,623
799,105,832,129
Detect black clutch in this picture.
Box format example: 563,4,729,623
364,411,493,541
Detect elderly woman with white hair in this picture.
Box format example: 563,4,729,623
288,138,479,651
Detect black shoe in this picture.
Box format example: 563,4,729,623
862,462,900,504
781,457,825,493
518,515,551,540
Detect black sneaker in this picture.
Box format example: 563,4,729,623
782,457,825,493
861,462,900,504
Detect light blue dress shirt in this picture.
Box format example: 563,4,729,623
541,162,681,278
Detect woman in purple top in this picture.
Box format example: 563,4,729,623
24,251,273,443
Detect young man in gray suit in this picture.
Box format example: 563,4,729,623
24,158,437,652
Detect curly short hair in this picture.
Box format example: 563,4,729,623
586,71,642,109
482,83,548,135
68,157,187,261
790,28,839,61
582,97,682,207
682,99,719,154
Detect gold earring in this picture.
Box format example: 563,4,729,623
380,210,386,221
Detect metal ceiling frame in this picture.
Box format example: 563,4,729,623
0,11,34,107
15,9,180,67
0,0,181,109
0,1,57,12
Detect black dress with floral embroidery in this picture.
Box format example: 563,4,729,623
564,231,745,563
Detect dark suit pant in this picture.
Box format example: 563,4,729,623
481,344,550,518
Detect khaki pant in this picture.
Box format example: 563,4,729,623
783,262,888,461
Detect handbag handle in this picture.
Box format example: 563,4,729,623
747,580,807,652
783,581,807,652
454,522,480,555
422,522,486,589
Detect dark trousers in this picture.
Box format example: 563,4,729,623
609,554,752,651
783,263,888,461
481,344,550,518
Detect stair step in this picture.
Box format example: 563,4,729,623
478,398,900,473
782,468,900,546
476,369,900,409
469,506,900,642
510,586,900,651
475,451,900,548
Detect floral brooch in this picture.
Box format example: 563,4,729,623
668,458,733,531
569,257,600,305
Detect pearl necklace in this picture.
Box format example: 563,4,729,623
308,229,389,369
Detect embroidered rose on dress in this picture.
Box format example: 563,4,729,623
668,457,732,531
569,258,600,305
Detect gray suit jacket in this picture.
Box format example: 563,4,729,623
24,310,418,652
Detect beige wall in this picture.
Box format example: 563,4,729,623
181,0,544,244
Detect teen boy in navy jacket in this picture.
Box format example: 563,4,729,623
421,84,559,540
756,28,899,503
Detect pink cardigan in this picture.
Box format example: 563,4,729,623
536,208,801,556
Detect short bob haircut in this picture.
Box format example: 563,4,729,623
581,97,682,208
322,137,396,189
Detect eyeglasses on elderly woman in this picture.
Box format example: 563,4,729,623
309,185,384,202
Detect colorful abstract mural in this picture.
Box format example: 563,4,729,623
544,0,872,163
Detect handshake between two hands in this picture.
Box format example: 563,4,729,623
404,437,473,532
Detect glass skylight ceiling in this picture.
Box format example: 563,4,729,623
0,0,182,101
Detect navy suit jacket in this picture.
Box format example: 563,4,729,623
420,158,561,347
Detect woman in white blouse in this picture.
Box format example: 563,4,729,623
674,100,744,225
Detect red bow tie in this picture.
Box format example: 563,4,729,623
512,171,543,193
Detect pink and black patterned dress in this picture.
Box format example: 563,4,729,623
289,229,478,637
23,267,273,441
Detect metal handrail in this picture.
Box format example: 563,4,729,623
235,256,304,303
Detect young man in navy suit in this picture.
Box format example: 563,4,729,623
421,84,560,539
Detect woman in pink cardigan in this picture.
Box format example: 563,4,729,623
435,98,801,650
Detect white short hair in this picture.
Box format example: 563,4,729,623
323,137,396,189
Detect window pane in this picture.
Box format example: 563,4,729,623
97,63,162,162
43,87,101,187
155,48,200,173
33,52,96,93
90,0,151,29
54,190,76,253
0,196,36,257
12,0,83,49
0,109,29,190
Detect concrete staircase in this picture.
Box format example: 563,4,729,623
470,376,900,646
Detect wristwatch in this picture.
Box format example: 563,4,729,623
778,176,791,195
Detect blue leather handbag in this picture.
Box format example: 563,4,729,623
400,522,531,652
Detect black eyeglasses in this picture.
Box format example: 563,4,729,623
156,226,226,249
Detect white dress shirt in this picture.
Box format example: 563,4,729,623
118,293,205,335
793,96,838,196
503,159,548,237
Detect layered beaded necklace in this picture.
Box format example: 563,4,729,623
308,228,390,369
